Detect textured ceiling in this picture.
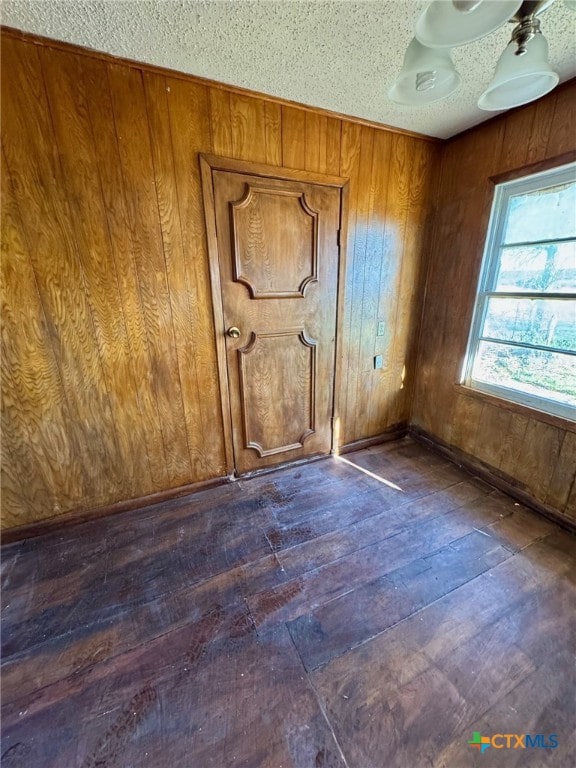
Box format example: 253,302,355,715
2,0,575,138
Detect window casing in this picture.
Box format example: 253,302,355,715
463,162,576,422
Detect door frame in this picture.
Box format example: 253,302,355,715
199,153,350,476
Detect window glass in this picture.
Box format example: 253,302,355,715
495,241,576,293
471,342,576,409
483,298,576,352
465,163,576,421
503,181,576,244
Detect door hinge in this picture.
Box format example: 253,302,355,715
337,229,341,248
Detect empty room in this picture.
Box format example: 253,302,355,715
1,1,575,766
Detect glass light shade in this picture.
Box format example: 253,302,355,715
388,38,461,105
416,0,523,48
478,33,559,111
452,1,484,11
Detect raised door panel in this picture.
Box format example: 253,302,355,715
239,329,316,457
213,170,340,474
231,186,318,298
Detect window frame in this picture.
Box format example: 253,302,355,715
463,161,576,423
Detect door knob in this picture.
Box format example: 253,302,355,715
227,326,241,339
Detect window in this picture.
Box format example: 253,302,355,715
464,162,576,421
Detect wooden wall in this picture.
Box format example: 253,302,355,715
413,82,576,523
1,31,438,529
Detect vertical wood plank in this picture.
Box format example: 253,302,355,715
164,75,228,478
510,420,564,499
1,152,81,524
450,395,483,456
264,101,282,166
545,432,576,513
325,117,342,177
304,111,322,173
385,139,437,431
230,93,267,163
0,344,48,525
144,71,211,479
337,121,363,445
41,47,154,497
107,63,192,486
497,106,532,172
498,413,530,479
564,478,576,520
340,126,374,444
526,95,556,164
281,106,306,169
209,88,233,157
473,404,512,468
317,115,328,173
545,86,575,158
375,134,416,431
2,39,123,507
353,130,394,439
82,56,169,491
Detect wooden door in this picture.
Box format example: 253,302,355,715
210,168,342,475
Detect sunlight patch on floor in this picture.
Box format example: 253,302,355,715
336,455,404,492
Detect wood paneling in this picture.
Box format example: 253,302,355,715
339,128,438,444
1,31,437,529
413,82,576,523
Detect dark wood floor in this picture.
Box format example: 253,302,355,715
1,437,575,767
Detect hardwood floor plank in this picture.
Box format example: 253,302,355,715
248,510,492,629
1,551,291,708
288,530,511,671
270,479,494,578
1,515,272,660
478,503,558,552
2,622,347,768
346,438,451,480
436,648,575,767
264,471,378,528
1,438,573,768
310,533,575,768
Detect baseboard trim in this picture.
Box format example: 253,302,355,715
409,425,576,535
338,424,408,455
1,474,233,545
235,452,330,481
1,424,408,543
8,420,569,543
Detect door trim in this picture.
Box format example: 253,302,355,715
199,153,350,475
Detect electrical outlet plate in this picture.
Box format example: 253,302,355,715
377,321,385,336
374,355,383,369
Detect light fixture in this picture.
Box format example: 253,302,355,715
478,30,559,109
415,0,523,48
387,38,461,105
478,0,559,110
389,0,561,111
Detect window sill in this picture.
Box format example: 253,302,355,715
453,383,576,433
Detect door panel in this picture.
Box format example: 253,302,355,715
212,169,340,474
238,329,316,457
231,185,318,299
